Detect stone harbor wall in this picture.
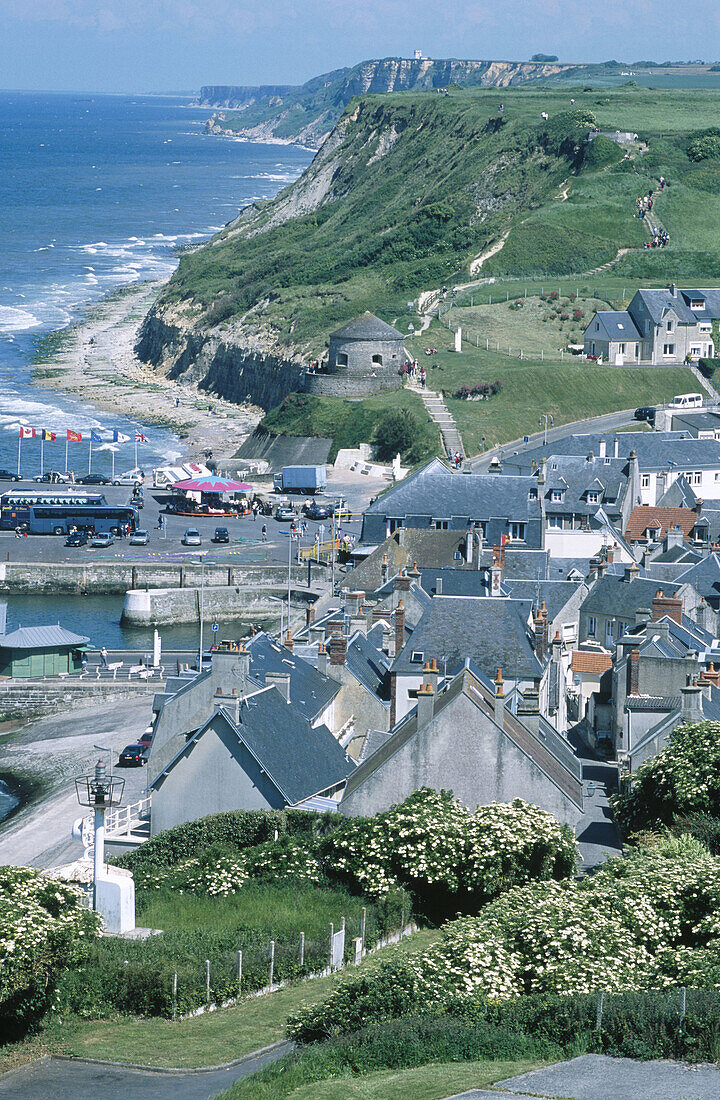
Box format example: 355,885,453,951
303,372,402,397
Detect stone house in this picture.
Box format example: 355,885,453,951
584,286,719,365
304,312,405,397
339,664,584,827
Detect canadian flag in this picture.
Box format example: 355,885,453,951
19,427,35,439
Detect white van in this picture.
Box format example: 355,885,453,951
668,393,703,409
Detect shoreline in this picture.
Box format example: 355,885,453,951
30,280,263,468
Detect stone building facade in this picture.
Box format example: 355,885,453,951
304,312,405,397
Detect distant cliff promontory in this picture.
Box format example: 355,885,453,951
198,56,600,147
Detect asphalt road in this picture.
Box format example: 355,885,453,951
0,475,371,565
0,1043,290,1100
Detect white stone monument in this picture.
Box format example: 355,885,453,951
454,326,462,352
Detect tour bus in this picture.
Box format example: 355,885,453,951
0,496,138,535
0,490,107,528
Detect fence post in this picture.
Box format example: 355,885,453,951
172,972,177,1021
299,932,305,968
329,922,334,969
680,985,687,1028
269,940,275,989
360,907,366,952
541,350,544,362
236,950,242,992
205,958,211,1004
489,294,492,305
486,338,489,350
596,989,604,1033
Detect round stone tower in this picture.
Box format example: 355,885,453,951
304,312,405,397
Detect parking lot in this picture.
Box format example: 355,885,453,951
0,472,377,566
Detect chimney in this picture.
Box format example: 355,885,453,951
396,527,405,548
652,590,683,625
599,437,607,458
266,670,291,703
416,682,435,727
605,543,615,564
436,575,443,595
344,589,365,617
534,603,548,663
308,624,325,646
394,600,406,654
613,437,619,459
490,548,504,596
666,524,684,549
350,607,368,636
328,633,347,666
669,282,677,298
680,677,704,723
385,623,396,660
624,562,640,583
517,682,540,735
494,668,505,725
704,661,720,688
465,527,474,565
635,606,652,627
284,629,294,652
488,455,503,475
317,641,328,676
551,630,562,663
381,553,389,584
649,619,671,644
409,561,421,579
628,648,640,695
696,598,712,632
538,458,547,486
423,658,439,692
306,603,316,626
394,570,411,603
214,685,240,723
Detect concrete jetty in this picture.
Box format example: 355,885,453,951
121,581,323,626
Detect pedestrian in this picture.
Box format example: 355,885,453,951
175,397,180,408
261,524,267,542
100,646,109,668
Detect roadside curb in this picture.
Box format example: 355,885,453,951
52,1038,293,1074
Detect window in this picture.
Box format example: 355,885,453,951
691,346,701,357
335,352,348,366
551,462,558,470
693,471,702,486
587,616,597,637
509,522,526,542
371,354,383,366
595,322,599,331
666,320,674,332
548,515,562,528
453,550,463,560
616,619,626,639
586,491,600,504
645,321,651,334
433,519,449,530
645,527,655,539
641,474,650,489
605,619,614,644
617,324,624,331
691,300,706,310
550,489,564,502
528,488,538,500
663,344,675,356
618,342,626,353
388,519,403,533
700,323,712,332
410,651,424,664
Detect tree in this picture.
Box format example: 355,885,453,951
531,53,559,62
374,408,420,461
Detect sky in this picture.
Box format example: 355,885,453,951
0,0,719,94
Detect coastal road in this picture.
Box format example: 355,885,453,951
467,408,642,472
0,1042,291,1099
0,696,153,869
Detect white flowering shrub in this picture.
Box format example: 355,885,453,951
288,836,720,1041
246,835,322,885
0,865,100,1034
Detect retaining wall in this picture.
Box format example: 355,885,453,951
122,582,322,626
0,561,326,595
0,680,154,720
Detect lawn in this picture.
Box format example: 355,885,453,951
222,1057,546,1100
0,929,441,1073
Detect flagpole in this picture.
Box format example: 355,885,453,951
88,435,92,474
134,434,138,470
40,435,44,479
65,436,69,473
111,448,115,481
17,434,21,479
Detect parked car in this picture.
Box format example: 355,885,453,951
130,493,144,509
634,406,656,423
35,471,70,483
0,469,21,482
213,526,230,543
182,528,202,546
274,505,296,522
113,471,144,485
129,529,149,546
304,501,330,520
138,731,153,749
65,530,88,547
118,743,147,767
90,532,115,548
77,473,111,485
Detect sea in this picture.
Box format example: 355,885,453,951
0,90,313,657
0,90,312,475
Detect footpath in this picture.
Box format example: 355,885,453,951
408,382,465,460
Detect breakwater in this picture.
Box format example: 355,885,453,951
0,561,326,595
122,581,323,626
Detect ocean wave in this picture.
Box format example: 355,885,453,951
0,306,42,333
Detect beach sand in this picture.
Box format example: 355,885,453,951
31,280,262,466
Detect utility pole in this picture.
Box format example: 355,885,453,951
197,555,205,669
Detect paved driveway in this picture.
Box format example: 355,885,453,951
0,1044,290,1100
449,1054,720,1099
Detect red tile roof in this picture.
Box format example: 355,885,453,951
572,651,613,674
625,506,697,542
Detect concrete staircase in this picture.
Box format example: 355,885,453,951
411,385,465,459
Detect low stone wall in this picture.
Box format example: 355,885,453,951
121,582,322,626
0,561,325,595
303,373,402,397
0,680,154,720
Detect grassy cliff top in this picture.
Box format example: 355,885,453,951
160,83,720,356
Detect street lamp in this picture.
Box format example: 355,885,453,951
538,413,554,446
197,554,205,670
75,758,125,910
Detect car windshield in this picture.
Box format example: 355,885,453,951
135,530,148,537
186,529,200,536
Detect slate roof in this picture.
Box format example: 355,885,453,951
418,569,489,597
391,596,542,680
345,623,391,701
633,287,720,324
626,695,681,711
671,411,720,436
503,580,581,622
330,312,404,342
497,432,720,475
625,506,698,542
340,528,472,592
581,575,680,617
590,310,642,341
245,632,339,722
676,553,720,602
363,458,541,522
151,687,354,805
541,455,629,518
0,624,89,649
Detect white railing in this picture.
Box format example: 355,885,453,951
82,795,152,851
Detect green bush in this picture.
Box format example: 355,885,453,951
687,128,720,162
581,134,624,171
611,721,720,835
698,357,720,378
374,408,423,461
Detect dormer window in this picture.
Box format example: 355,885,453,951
667,320,674,332
691,299,705,310
586,491,600,504
550,489,564,502
528,488,538,500
410,651,424,664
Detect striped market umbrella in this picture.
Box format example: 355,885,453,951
172,476,253,493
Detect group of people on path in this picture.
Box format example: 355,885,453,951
402,359,428,387
635,176,670,247
452,451,464,469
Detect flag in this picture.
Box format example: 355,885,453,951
112,430,130,443
135,431,148,443
19,427,35,439
66,429,82,442
90,430,102,443
41,429,56,442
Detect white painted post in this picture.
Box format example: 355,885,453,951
454,327,462,353
680,986,687,1027
596,989,604,1032
299,932,305,968
541,350,544,361
329,922,334,969
486,338,489,350
361,907,366,952
269,940,275,988
172,972,177,1020
236,950,242,991
489,294,492,305
205,958,210,1003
